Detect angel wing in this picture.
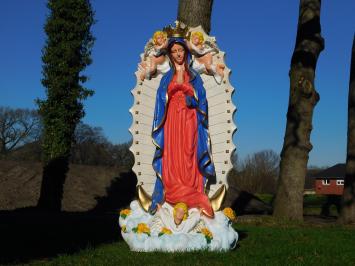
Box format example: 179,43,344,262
129,27,237,197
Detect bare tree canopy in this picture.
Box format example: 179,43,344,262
177,0,213,34
0,116,134,168
70,122,133,168
0,107,41,155
273,0,324,221
341,35,355,224
234,150,280,194
74,122,107,145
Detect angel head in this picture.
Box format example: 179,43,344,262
173,202,188,224
153,31,167,46
191,31,204,46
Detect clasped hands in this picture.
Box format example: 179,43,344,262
175,64,198,109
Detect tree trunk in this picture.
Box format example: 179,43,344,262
340,35,355,224
37,0,95,211
273,0,324,221
177,0,213,34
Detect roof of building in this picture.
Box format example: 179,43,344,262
312,163,345,179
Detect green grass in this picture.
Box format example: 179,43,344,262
30,224,355,266
255,193,274,204
26,195,348,265
256,194,331,206
255,194,340,217
303,194,328,206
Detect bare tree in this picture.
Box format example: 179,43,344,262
273,0,324,221
111,141,134,168
70,122,109,165
70,122,134,168
236,150,280,194
340,35,355,224
74,122,106,144
177,0,213,34
0,107,41,156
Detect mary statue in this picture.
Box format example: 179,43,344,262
149,35,216,218
131,22,235,218
121,22,238,252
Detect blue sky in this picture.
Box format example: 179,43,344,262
1,1,354,167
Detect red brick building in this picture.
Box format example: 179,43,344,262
313,164,345,195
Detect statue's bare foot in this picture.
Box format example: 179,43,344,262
216,64,225,78
210,63,224,84
138,62,148,81
139,71,146,81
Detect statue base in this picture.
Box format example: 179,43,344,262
119,200,238,252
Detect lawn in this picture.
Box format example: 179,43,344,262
29,223,355,266
256,194,340,216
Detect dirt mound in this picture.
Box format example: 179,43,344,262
0,160,136,211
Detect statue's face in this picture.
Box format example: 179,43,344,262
155,34,165,46
192,35,200,46
170,43,185,65
174,207,185,224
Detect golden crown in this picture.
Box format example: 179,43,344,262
163,21,190,39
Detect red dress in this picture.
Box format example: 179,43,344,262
162,71,214,217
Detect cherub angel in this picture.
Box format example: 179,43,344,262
149,202,205,234
188,31,225,84
139,31,170,80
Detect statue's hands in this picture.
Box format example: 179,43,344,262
176,64,185,84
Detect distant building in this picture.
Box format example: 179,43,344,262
313,164,345,195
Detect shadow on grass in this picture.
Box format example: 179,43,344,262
236,229,249,241
91,171,137,213
0,171,137,265
0,210,121,264
320,195,341,217
225,188,273,215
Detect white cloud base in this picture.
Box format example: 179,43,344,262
119,200,238,252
